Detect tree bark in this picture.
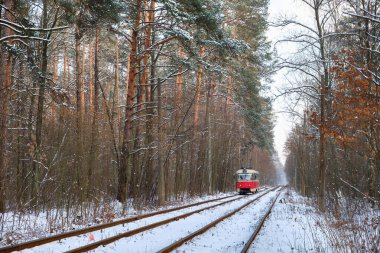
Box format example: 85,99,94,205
190,46,205,194
145,30,156,202
0,0,14,213
318,83,327,212
81,32,86,113
130,0,155,200
75,18,84,208
174,46,184,197
193,47,205,131
226,76,232,119
311,0,329,213
157,78,165,205
88,37,94,112
88,26,100,197
117,0,142,203
63,42,68,89
113,38,121,129
206,79,214,194
32,0,49,205
76,24,84,122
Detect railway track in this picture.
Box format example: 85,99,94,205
240,187,283,253
1,187,279,253
157,186,282,253
64,187,277,253
63,189,274,253
0,193,240,253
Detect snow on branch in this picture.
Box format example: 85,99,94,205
0,13,68,44
340,177,379,205
0,35,50,43
0,19,23,34
270,19,319,36
345,12,380,24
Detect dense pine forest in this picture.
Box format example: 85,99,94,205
0,0,276,220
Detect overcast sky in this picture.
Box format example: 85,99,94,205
267,0,312,164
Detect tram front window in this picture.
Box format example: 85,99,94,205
238,174,251,181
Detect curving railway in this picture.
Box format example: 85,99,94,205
1,186,283,253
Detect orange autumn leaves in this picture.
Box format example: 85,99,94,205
312,50,380,146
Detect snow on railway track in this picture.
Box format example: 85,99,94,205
3,193,249,252
87,187,279,253
3,187,280,252
165,187,282,253
1,194,240,253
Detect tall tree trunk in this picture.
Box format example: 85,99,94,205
68,49,72,95
16,62,27,208
117,0,142,203
174,46,184,197
318,83,327,212
206,79,215,194
51,47,58,116
193,47,205,131
368,145,379,202
300,112,307,196
157,78,165,205
226,76,232,118
88,26,100,197
63,42,68,89
130,75,142,199
81,32,86,114
76,25,84,120
142,0,155,157
88,37,94,113
27,49,37,201
130,0,155,200
75,19,84,211
145,31,156,202
0,0,14,213
314,1,329,213
113,38,121,130
32,0,49,206
190,47,205,194
140,0,155,107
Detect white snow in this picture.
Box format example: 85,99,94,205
250,189,335,253
2,188,378,253
174,190,279,253
94,191,276,253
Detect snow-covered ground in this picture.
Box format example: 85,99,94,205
0,192,234,246
17,194,248,252
2,187,379,252
173,190,279,253
93,190,277,253
251,189,335,253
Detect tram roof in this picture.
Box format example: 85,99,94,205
236,168,259,174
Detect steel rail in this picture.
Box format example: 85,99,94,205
0,194,238,253
240,187,283,253
157,187,279,253
64,191,268,253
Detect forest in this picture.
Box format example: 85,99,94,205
0,0,277,223
281,0,380,214
2,0,380,248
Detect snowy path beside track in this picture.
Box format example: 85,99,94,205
249,189,334,253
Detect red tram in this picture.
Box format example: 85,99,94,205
236,168,260,194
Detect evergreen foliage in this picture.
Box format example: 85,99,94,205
0,0,275,220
